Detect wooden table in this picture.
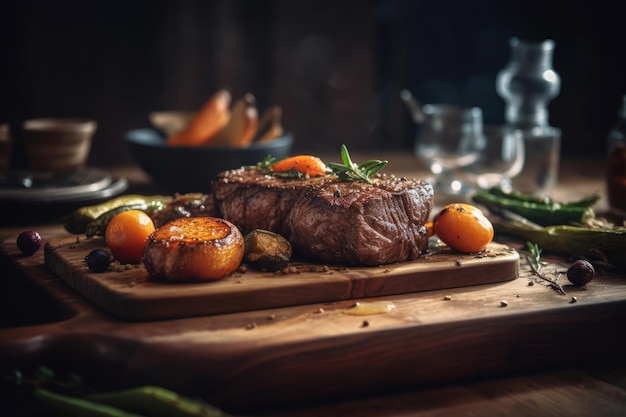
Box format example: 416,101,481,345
1,155,626,417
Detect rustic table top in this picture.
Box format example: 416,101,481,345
1,155,625,417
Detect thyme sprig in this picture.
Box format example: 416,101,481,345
327,145,388,184
525,241,566,295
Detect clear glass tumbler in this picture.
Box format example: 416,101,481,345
414,104,485,203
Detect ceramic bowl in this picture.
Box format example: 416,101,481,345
126,128,293,193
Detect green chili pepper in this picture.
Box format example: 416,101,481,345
85,201,168,238
64,195,173,234
34,388,146,417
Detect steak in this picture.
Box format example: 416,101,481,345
151,193,219,228
212,167,434,265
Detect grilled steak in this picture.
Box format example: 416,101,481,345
212,167,434,265
151,193,219,228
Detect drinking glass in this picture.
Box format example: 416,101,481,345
464,125,525,190
414,104,484,201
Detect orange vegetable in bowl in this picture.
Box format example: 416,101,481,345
254,105,284,143
270,155,329,177
105,210,156,264
166,89,232,146
209,93,258,147
433,203,494,253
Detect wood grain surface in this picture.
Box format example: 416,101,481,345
43,235,519,321
2,226,626,414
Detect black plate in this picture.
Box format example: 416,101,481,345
0,168,128,226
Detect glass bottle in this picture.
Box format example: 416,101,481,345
496,37,561,195
0,123,12,175
606,95,626,215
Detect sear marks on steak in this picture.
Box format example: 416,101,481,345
212,168,333,237
151,193,219,228
212,167,434,265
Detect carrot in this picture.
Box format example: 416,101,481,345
425,220,434,237
209,93,258,147
270,155,329,177
166,89,232,146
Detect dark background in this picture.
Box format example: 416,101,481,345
1,0,625,169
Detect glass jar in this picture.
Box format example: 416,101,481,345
607,95,626,215
496,37,561,195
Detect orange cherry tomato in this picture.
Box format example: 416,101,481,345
270,155,328,177
433,203,494,253
105,210,156,264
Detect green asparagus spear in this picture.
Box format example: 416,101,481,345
495,219,626,271
484,186,601,208
34,388,146,417
85,386,233,417
472,189,596,226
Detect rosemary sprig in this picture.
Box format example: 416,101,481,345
327,144,388,184
525,241,566,295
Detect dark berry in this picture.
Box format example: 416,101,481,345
567,259,595,286
85,249,111,273
16,231,42,255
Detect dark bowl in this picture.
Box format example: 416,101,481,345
126,128,293,193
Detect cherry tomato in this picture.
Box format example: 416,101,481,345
433,203,494,253
105,210,155,264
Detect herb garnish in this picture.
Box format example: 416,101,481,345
258,155,277,170
327,145,388,184
525,241,566,295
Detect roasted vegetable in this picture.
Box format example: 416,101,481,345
254,105,284,142
244,229,292,271
472,186,597,226
209,93,258,147
167,88,232,146
64,195,172,234
270,154,329,177
35,385,233,417
9,366,231,417
144,217,245,281
34,388,143,417
495,215,626,271
484,185,601,208
85,202,167,238
85,385,232,417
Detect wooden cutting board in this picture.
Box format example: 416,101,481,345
44,235,519,321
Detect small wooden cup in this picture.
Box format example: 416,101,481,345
23,118,97,172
